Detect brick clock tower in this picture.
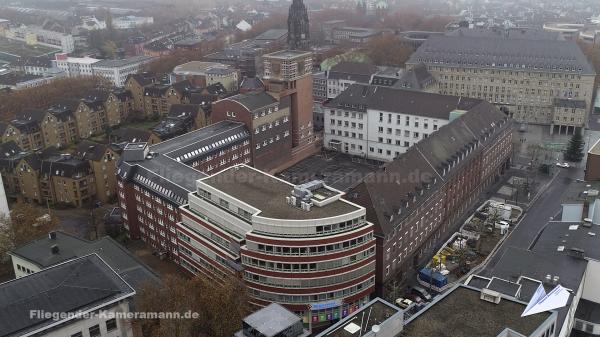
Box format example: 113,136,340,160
262,50,315,150
287,0,310,50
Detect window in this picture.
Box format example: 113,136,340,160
71,333,83,337
106,318,117,331
89,325,100,337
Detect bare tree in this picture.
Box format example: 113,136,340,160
133,274,249,337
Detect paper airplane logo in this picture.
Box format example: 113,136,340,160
521,283,570,317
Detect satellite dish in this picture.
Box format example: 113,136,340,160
372,325,381,333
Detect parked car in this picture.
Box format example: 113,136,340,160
395,298,413,309
556,162,570,168
406,293,423,304
410,286,433,301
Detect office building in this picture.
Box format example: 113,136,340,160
346,103,513,294
92,55,154,87
324,84,488,161
407,29,597,133
116,121,251,258
5,25,75,53
180,165,376,324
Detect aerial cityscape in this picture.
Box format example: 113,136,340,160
1,0,600,336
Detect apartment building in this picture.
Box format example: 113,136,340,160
180,165,376,324
6,25,75,53
172,61,239,92
407,29,596,133
346,102,513,295
92,55,154,87
40,154,96,208
2,109,45,151
0,254,135,337
75,141,120,203
41,101,80,149
125,73,156,112
152,104,209,140
141,80,192,118
116,121,252,258
0,144,42,204
105,89,133,126
324,84,487,161
0,141,25,198
75,93,109,138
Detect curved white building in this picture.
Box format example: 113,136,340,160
178,165,376,325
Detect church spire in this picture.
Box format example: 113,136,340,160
287,0,310,50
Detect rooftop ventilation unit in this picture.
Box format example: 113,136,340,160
480,288,502,304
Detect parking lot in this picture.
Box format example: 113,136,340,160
277,151,381,191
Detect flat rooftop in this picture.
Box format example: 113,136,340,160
277,151,380,192
0,37,59,60
173,61,231,74
201,165,361,220
403,286,551,337
531,221,600,261
317,299,400,337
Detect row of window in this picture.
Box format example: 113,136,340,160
70,319,116,337
249,232,373,256
244,261,375,289
243,246,375,273
248,277,375,304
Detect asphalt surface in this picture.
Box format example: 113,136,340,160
482,113,599,276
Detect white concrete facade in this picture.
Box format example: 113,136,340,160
324,107,449,161
31,301,133,337
54,57,100,77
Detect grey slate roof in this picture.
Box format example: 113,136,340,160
118,120,249,205
346,99,510,235
407,34,595,75
327,83,482,119
0,254,135,337
393,63,435,90
74,140,110,162
10,231,159,292
446,27,560,41
40,156,91,178
254,29,288,41
224,91,278,111
328,62,379,83
239,77,265,92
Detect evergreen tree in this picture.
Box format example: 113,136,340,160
565,129,585,162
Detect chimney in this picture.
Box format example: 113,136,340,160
48,232,56,240
51,245,59,254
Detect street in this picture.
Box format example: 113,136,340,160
483,112,600,276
